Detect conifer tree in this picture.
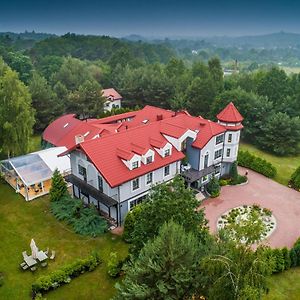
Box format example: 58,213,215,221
49,169,68,202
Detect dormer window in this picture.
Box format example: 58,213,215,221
164,149,170,157
146,156,153,164
132,161,139,169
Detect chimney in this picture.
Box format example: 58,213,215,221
75,134,84,145
157,114,163,121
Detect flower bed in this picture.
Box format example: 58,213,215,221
217,204,277,242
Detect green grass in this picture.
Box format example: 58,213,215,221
265,268,300,300
0,182,128,300
240,142,300,185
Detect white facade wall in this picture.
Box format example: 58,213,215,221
119,161,180,203
70,151,118,200
222,131,240,163
104,99,121,112
199,134,224,170
70,151,180,204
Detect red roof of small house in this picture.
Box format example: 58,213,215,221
217,102,244,123
77,122,185,187
102,88,122,101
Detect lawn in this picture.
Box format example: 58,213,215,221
239,142,300,185
265,267,300,300
0,182,128,300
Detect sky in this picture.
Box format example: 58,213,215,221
1,0,300,37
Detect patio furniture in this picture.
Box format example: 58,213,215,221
37,250,48,262
23,255,37,267
50,250,56,260
41,262,48,267
22,264,29,270
22,251,28,259
30,266,37,272
44,247,49,255
20,262,27,268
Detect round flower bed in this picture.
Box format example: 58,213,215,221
217,204,277,242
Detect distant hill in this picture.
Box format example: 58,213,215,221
29,33,175,63
203,32,300,49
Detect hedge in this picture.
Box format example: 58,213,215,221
32,252,101,297
238,150,277,178
290,166,300,190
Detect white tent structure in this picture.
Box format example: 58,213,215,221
0,147,71,201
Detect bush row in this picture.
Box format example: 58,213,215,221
32,252,101,296
265,238,300,275
238,150,277,178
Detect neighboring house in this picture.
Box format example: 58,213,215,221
45,103,243,226
102,88,122,111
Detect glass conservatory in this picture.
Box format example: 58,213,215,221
0,147,71,201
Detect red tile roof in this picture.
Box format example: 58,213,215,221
47,103,243,187
43,114,81,146
217,102,244,123
102,88,122,101
78,122,185,187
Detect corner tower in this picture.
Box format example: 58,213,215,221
217,102,243,175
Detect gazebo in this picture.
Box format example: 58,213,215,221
0,147,70,201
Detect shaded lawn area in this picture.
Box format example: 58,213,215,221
0,182,128,300
265,267,300,300
240,142,300,185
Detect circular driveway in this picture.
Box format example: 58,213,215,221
200,167,300,248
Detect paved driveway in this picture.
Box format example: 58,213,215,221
200,167,300,248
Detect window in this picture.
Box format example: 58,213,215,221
132,161,139,169
216,134,224,145
146,172,153,185
164,165,170,176
164,149,170,157
214,149,223,160
215,165,221,174
146,156,153,164
226,148,231,157
202,175,208,183
78,165,87,181
98,176,103,192
228,134,232,143
132,178,140,191
129,195,146,210
204,153,209,168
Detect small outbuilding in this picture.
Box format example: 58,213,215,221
0,147,70,201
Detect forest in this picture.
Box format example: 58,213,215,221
1,32,300,158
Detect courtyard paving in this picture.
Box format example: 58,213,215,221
200,167,300,248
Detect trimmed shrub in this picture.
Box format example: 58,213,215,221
123,205,142,242
290,238,300,267
51,195,108,236
238,150,277,178
219,179,230,186
230,161,239,183
282,247,291,270
32,253,101,297
107,252,124,278
272,248,285,273
290,166,300,190
207,175,220,198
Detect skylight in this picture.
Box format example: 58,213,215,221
83,131,90,137
63,123,69,128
